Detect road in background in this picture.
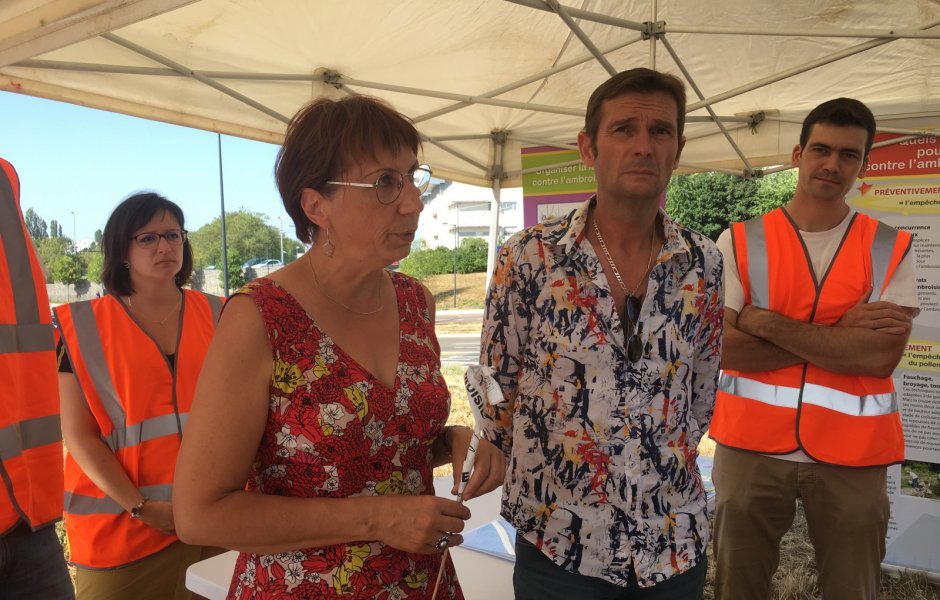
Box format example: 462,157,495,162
438,333,481,365
437,309,483,365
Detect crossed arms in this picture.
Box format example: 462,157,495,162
721,299,914,378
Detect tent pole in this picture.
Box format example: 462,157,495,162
217,133,229,297
661,37,755,173
337,75,582,117
486,132,508,294
413,35,642,123
688,20,940,112
545,0,617,75
0,0,197,67
422,136,490,174
101,33,290,124
508,0,940,39
649,0,658,69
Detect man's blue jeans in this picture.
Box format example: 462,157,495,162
0,521,74,600
513,536,706,600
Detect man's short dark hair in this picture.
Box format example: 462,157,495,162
800,98,877,158
100,192,193,296
583,68,687,151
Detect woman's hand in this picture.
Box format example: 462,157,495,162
448,427,506,501
140,500,176,536
378,495,470,554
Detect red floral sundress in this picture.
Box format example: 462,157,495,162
228,274,462,599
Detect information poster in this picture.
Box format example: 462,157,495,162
521,146,596,227
846,131,940,580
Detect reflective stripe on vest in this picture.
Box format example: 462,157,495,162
0,323,55,353
64,484,172,516
0,157,63,532
712,208,908,466
0,414,61,461
871,221,903,302
63,297,212,451
741,218,769,309
0,167,42,327
719,373,897,416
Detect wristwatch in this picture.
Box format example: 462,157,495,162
129,497,149,519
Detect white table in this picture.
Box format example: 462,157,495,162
186,478,514,599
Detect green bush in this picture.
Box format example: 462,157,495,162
455,238,488,273
400,239,489,279
400,246,453,279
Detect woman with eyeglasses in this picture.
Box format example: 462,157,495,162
54,193,224,599
173,96,505,599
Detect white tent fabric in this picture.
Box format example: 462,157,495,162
2,0,939,189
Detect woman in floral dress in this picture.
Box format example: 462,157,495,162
173,96,505,599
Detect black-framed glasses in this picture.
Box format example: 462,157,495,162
131,229,187,249
623,295,643,363
327,164,432,205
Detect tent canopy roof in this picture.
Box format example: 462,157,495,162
2,0,939,187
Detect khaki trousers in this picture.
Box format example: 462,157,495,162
712,445,889,600
74,542,224,600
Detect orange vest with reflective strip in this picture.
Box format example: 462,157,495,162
711,208,910,467
0,157,64,535
55,290,222,568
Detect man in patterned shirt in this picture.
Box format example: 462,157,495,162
479,68,724,599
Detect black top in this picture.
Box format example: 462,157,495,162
56,338,176,373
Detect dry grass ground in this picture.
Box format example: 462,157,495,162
422,271,488,313
438,366,940,600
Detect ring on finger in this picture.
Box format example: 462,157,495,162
436,534,450,550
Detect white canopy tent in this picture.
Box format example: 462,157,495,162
2,0,939,276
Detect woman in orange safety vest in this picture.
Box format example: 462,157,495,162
55,193,222,600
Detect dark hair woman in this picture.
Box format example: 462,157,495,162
54,192,223,599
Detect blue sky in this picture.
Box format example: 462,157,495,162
0,91,285,241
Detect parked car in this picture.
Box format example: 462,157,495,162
241,258,267,270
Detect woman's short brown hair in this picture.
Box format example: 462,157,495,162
100,192,194,296
275,96,421,244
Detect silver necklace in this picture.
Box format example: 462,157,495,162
307,253,385,316
591,215,657,298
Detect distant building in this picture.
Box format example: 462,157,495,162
420,182,523,249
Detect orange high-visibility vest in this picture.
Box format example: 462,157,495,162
54,290,222,568
711,208,910,467
0,158,64,535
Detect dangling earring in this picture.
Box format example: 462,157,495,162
321,227,335,258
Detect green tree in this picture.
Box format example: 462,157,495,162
25,208,48,240
188,211,281,270
50,253,87,300
455,238,488,273
94,229,103,246
84,250,104,285
221,249,247,294
666,170,795,241
753,170,797,216
399,246,454,279
666,172,759,240
284,238,305,263
34,236,73,281
49,218,59,238
399,238,490,279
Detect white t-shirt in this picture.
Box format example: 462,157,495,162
717,208,920,462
